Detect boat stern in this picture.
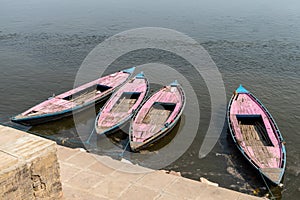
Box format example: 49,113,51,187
129,141,143,152
260,168,284,185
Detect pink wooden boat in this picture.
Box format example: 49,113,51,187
227,85,286,185
95,72,149,135
11,67,135,125
129,80,186,151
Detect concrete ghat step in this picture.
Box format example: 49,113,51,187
57,146,265,200
0,125,265,200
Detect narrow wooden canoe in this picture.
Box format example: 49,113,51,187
129,80,186,151
11,67,135,125
95,72,149,135
227,85,286,185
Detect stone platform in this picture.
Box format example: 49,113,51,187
57,146,264,200
0,125,62,200
0,125,265,200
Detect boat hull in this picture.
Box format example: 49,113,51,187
11,67,135,126
130,81,186,152
95,72,149,135
11,95,110,126
130,116,180,152
227,85,286,185
95,113,132,136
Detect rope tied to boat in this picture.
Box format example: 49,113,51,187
120,140,130,158
259,172,276,200
85,127,95,144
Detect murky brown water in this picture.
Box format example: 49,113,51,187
0,1,299,199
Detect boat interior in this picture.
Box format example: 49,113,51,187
142,102,175,125
63,84,112,104
236,114,274,147
110,92,141,113
235,114,284,175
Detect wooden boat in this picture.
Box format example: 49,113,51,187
95,72,149,135
11,67,135,125
227,85,286,185
129,80,186,151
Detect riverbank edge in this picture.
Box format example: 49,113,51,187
0,125,265,199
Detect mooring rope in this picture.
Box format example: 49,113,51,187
120,140,130,158
27,130,85,146
260,172,276,200
85,127,95,144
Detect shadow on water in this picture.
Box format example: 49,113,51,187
139,117,182,152
87,115,183,163
26,101,107,148
104,116,182,153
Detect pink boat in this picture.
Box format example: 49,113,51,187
11,67,135,125
95,72,149,135
129,80,186,151
227,85,286,185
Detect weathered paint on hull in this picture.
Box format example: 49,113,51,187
130,81,186,152
130,116,180,152
11,67,135,126
11,95,111,126
95,72,149,135
95,114,132,136
227,85,286,185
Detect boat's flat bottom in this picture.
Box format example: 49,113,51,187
96,98,137,133
238,123,279,167
236,115,282,183
142,107,171,133
111,97,137,113
239,124,269,146
69,90,100,104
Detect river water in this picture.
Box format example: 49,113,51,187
0,0,299,199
